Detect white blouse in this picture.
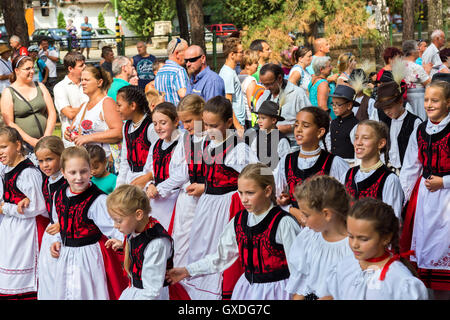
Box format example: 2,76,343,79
400,113,450,201
286,227,353,297
186,205,302,278
321,255,429,300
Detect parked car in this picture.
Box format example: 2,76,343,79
31,28,70,49
0,24,8,44
206,24,238,40
90,28,117,49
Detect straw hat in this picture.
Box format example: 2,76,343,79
0,44,12,55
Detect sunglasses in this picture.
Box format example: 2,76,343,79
172,38,181,55
185,55,202,63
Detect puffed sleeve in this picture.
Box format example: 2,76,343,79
393,277,429,300
87,194,123,240
134,237,173,300
278,138,292,160
116,125,130,187
2,168,47,219
274,154,288,198
382,173,405,220
285,229,308,294
330,155,350,183
399,126,422,201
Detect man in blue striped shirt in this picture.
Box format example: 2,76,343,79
154,38,189,105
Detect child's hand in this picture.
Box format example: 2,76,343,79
0,201,4,215
165,267,190,285
424,175,444,192
17,197,30,214
146,184,159,199
105,238,123,251
186,183,205,197
277,193,291,206
46,222,60,235
50,242,61,258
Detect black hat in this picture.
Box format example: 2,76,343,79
254,100,285,121
330,85,359,105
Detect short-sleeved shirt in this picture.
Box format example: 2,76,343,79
39,48,59,78
132,54,156,89
422,43,442,77
107,78,130,101
219,64,246,125
186,66,225,101
154,59,189,105
53,75,89,147
34,58,47,82
404,61,429,89
91,173,117,195
81,23,93,36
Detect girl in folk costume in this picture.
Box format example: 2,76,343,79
116,85,159,187
0,127,47,300
167,163,301,300
106,184,173,300
321,198,428,300
274,107,349,224
185,96,259,300
343,120,404,220
142,102,183,231
399,80,450,300
50,146,127,300
171,94,206,267
286,175,353,300
34,136,67,299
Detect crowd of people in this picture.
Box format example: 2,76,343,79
0,27,448,302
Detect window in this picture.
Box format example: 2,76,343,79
40,1,49,17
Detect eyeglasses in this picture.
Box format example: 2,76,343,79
172,38,181,55
184,55,202,63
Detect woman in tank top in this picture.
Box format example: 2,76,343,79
0,55,57,151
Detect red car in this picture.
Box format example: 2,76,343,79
206,24,238,39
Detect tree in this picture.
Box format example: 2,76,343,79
114,0,176,37
57,11,66,29
186,0,205,51
374,0,391,67
427,0,443,37
98,12,106,28
402,0,415,40
175,0,189,42
0,0,29,47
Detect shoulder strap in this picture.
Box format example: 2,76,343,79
8,84,44,137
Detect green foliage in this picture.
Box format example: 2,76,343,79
98,12,106,28
111,0,176,36
57,11,66,29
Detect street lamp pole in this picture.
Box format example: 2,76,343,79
114,0,122,56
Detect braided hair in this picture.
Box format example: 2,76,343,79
298,106,330,152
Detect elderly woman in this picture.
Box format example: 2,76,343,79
402,40,431,121
64,64,123,171
308,56,336,119
0,55,57,152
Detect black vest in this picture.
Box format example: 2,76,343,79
124,116,152,173
42,174,67,224
3,158,36,205
152,138,178,186
330,113,359,159
345,165,394,200
128,221,173,289
377,108,420,166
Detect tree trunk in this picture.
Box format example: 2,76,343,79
186,0,205,53
0,0,29,47
374,0,390,67
176,0,190,44
427,0,443,39
402,0,416,41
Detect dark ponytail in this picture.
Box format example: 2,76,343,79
299,106,330,151
117,85,150,115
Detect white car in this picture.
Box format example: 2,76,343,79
91,28,117,49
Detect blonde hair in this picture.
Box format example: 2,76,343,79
241,49,259,70
106,184,152,275
294,175,350,224
357,120,390,164
337,52,356,73
239,163,276,204
177,94,205,116
145,86,165,108
60,146,90,170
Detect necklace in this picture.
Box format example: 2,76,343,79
299,146,321,156
132,114,146,128
360,160,383,173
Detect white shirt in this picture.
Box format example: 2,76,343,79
39,49,58,78
0,57,12,94
404,60,430,89
286,227,353,296
186,205,301,278
321,255,428,300
53,75,89,147
422,43,442,77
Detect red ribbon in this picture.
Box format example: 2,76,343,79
379,250,415,281
365,251,390,263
